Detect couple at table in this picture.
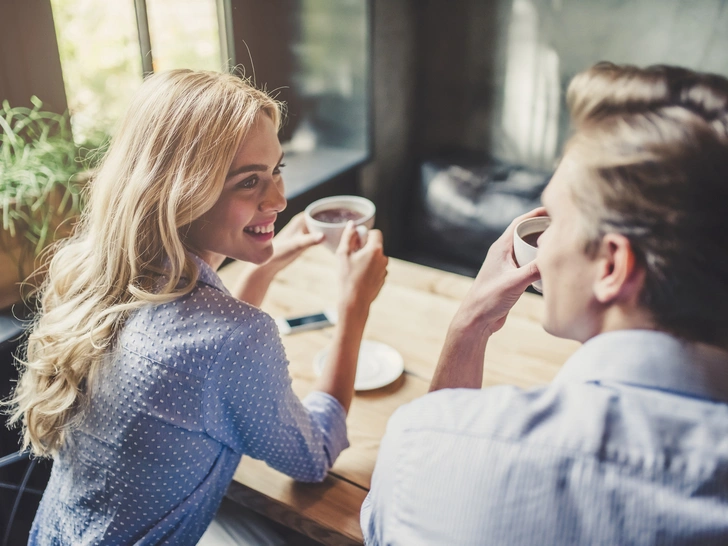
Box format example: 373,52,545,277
8,62,728,545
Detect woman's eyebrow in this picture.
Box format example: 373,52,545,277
226,152,285,179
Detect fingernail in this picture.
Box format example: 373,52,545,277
315,232,325,241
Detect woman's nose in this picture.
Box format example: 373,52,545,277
260,179,287,213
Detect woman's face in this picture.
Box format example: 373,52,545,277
188,113,287,269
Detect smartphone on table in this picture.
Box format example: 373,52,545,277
275,309,338,335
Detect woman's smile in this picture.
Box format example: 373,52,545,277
243,221,276,242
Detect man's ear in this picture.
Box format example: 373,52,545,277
593,234,644,304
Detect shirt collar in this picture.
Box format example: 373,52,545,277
554,329,728,404
155,252,232,296
188,253,231,296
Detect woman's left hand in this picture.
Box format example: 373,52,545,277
267,212,324,274
233,213,323,307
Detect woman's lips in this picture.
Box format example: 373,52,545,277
243,222,275,242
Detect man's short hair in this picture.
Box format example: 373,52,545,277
564,62,728,346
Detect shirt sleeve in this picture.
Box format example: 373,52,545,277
202,307,349,482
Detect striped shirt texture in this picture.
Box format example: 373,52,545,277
30,254,348,545
361,330,728,546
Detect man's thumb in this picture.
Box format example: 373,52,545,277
513,260,540,288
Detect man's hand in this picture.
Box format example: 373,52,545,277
429,207,546,391
458,207,546,336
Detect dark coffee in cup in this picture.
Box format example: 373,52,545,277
305,195,376,251
521,231,543,248
311,208,365,224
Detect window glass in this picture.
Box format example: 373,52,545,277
50,0,143,142
488,0,728,171
146,0,223,72
288,0,369,153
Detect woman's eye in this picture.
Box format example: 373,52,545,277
273,162,286,175
237,176,258,189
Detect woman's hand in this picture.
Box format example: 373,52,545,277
314,222,388,413
335,222,388,313
267,213,324,274
457,207,547,336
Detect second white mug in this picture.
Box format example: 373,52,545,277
513,216,551,293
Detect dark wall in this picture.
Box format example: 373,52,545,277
359,0,418,253
359,0,510,255
227,0,301,143
0,0,68,113
412,0,507,157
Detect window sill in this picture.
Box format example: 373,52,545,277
282,147,369,198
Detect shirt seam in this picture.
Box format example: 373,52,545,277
124,346,209,380
395,424,711,476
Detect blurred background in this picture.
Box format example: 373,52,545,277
3,0,728,271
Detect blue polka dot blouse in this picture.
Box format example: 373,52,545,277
29,254,349,545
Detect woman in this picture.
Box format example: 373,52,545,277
8,69,387,545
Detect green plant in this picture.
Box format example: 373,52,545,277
0,96,98,255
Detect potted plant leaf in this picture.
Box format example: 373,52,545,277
0,97,99,310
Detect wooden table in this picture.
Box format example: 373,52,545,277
218,246,580,545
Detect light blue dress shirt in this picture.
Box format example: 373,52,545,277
361,330,728,545
30,255,349,545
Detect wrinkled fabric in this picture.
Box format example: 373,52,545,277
30,255,348,545
363,330,728,546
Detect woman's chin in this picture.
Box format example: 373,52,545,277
242,246,275,266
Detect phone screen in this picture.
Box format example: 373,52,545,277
287,313,329,328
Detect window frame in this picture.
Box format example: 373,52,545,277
133,0,234,76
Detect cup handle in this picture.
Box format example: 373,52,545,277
356,225,369,247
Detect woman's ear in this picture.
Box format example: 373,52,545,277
593,234,644,304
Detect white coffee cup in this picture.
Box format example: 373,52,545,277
304,195,376,252
513,216,551,293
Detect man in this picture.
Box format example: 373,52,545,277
361,63,728,545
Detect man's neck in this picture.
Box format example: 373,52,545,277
595,304,657,338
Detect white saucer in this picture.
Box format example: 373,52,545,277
313,340,404,391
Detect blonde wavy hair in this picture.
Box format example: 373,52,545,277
7,69,281,457
564,62,728,345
